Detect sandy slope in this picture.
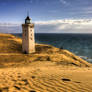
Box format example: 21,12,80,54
0,61,92,92
0,33,92,92
0,33,91,67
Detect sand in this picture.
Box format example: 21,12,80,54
0,33,92,92
0,61,92,92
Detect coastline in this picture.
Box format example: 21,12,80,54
12,33,92,63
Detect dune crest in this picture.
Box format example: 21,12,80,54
0,33,91,67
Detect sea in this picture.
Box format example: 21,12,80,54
13,33,92,63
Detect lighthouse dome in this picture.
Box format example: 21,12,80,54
25,16,31,24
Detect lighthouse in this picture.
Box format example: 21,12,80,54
22,15,35,54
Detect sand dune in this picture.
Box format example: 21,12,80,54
0,33,91,67
0,61,92,92
0,33,92,92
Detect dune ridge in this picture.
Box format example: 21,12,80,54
0,33,91,92
0,33,91,67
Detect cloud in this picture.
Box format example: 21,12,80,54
29,0,32,4
0,23,20,27
0,23,21,33
0,19,92,33
35,19,92,33
82,6,92,15
59,0,69,5
59,0,67,4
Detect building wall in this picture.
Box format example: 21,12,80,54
22,24,35,54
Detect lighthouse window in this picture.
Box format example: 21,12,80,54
25,32,26,36
30,38,32,40
31,34,32,36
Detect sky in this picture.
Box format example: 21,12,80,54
0,0,92,33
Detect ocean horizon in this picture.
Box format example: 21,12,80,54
13,33,92,63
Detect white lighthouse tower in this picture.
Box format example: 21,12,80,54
22,15,35,54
